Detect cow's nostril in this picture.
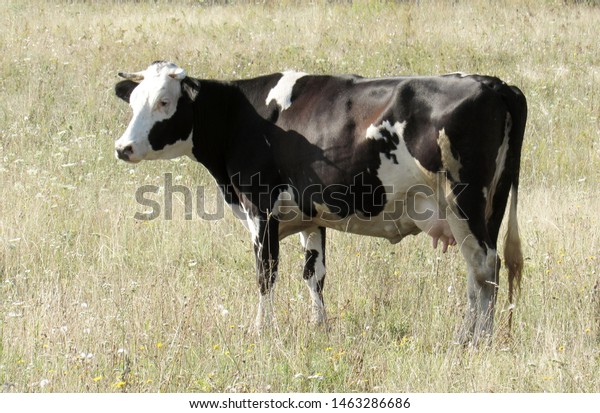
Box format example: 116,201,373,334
116,144,134,161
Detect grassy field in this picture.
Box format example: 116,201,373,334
1,0,599,393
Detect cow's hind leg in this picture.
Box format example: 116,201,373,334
300,227,327,325
447,188,500,345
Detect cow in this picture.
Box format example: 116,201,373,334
114,61,526,344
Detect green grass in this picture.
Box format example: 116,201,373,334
1,0,599,392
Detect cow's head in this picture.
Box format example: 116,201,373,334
114,61,196,163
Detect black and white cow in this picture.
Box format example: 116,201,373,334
114,61,526,344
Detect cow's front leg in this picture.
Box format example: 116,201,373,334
300,226,327,325
253,215,280,331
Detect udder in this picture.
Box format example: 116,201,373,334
413,196,456,253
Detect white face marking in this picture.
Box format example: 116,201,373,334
144,131,194,160
115,63,192,163
265,71,307,111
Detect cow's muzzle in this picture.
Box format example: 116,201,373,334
115,144,135,162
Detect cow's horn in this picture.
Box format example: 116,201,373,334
168,67,186,80
118,71,145,81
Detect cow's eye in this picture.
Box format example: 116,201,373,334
157,100,169,109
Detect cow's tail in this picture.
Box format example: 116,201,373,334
505,183,523,307
501,85,527,317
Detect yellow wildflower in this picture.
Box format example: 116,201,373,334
113,381,127,389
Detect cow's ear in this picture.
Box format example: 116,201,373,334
115,80,138,103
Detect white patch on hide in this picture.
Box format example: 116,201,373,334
265,71,307,111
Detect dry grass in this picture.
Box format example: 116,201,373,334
0,0,599,392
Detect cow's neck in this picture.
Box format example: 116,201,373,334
189,77,278,191
189,78,238,185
